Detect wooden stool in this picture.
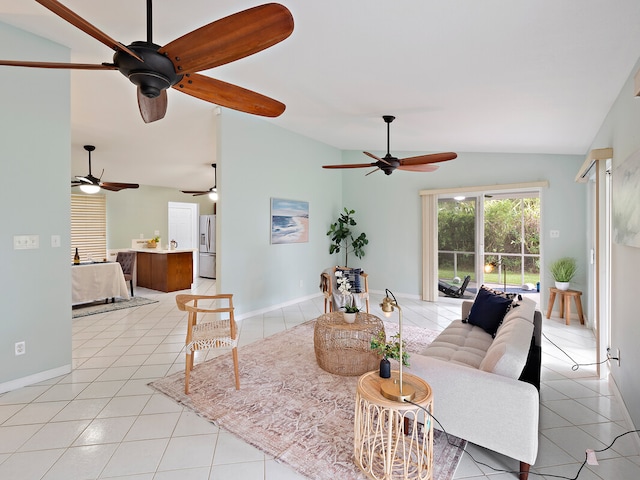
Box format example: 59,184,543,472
546,287,584,325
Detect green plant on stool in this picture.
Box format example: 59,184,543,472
549,256,577,289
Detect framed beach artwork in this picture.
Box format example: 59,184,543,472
613,148,640,248
270,198,309,244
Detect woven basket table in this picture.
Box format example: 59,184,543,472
354,371,434,479
313,312,385,376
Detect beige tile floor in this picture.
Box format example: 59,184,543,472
1,278,639,479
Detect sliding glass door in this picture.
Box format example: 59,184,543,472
437,192,540,292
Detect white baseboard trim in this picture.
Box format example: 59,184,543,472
0,364,72,395
608,373,640,454
235,292,323,321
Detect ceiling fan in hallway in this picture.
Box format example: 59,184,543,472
181,163,218,201
322,115,457,176
0,0,294,123
71,145,139,193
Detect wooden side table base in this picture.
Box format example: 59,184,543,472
354,371,433,480
546,287,585,325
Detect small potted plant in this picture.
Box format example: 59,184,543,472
343,299,360,323
549,257,577,290
371,331,410,378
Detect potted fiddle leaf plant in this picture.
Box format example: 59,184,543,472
371,331,409,378
549,256,577,290
327,208,368,267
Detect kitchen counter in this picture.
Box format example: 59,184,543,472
134,250,194,292
131,248,195,254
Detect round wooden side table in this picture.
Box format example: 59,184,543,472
354,370,434,480
313,312,385,376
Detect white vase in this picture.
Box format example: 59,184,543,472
343,312,357,323
555,281,570,291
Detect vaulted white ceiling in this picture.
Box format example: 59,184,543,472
2,0,640,190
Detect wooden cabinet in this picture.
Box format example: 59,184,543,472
136,251,193,292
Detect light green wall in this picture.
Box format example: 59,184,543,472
217,110,342,315
339,151,586,304
588,55,640,428
103,185,215,249
0,22,72,388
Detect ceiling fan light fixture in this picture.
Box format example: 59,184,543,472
79,184,101,194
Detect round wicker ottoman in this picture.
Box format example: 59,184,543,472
313,312,385,376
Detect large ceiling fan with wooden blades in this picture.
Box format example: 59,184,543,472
0,0,294,123
71,145,139,193
181,163,218,199
323,115,457,175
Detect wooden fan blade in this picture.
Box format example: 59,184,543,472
173,73,285,117
35,0,142,61
322,163,374,169
0,60,117,70
181,190,210,195
363,151,383,162
159,3,294,74
100,182,139,192
363,151,395,167
365,167,380,176
400,152,457,166
397,164,439,172
138,89,167,123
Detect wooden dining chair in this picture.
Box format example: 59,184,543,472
175,294,239,394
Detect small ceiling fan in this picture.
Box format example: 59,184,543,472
323,115,457,176
181,163,217,200
0,0,294,123
71,145,139,193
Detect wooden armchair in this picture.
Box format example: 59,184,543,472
320,267,369,313
175,294,239,394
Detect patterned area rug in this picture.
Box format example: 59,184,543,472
72,296,158,318
150,320,466,480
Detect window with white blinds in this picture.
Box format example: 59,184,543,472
71,194,107,262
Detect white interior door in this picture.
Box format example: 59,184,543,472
168,202,199,278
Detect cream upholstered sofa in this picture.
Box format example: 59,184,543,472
408,291,541,480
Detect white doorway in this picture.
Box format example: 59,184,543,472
168,202,199,278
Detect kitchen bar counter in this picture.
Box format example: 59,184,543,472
134,250,193,292
131,248,195,254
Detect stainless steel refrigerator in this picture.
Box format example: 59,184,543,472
199,215,216,278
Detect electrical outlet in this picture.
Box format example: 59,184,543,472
15,341,25,356
607,347,621,366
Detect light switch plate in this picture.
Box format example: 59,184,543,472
14,235,39,249
51,235,61,248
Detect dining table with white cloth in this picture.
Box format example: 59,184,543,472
72,262,131,305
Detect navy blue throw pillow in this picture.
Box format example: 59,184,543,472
465,287,513,337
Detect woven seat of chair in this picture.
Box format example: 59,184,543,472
187,320,238,353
